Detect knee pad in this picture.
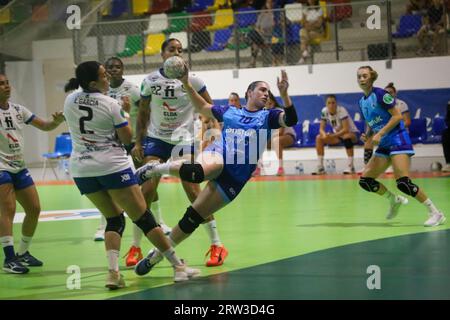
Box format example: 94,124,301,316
179,162,205,183
105,213,126,237
343,138,354,149
396,176,419,197
134,209,159,235
364,149,373,165
178,206,205,234
359,177,380,192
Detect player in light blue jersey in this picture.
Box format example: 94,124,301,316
357,66,445,227
133,70,298,276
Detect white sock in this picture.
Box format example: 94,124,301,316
162,247,182,266
168,234,178,248
318,156,324,167
348,157,354,167
382,190,395,202
203,220,222,246
0,235,14,248
106,249,120,272
99,215,107,230
154,162,171,175
18,236,33,255
423,198,439,214
131,223,143,247
151,200,164,224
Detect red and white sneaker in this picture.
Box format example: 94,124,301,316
205,244,228,267
124,246,143,267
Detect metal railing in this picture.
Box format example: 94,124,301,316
69,0,449,73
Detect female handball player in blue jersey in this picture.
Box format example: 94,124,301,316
133,69,298,276
357,66,445,227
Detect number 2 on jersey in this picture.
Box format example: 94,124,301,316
79,105,94,134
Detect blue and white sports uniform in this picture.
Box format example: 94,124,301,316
0,102,36,189
205,105,283,202
140,69,206,161
359,87,414,158
64,91,137,194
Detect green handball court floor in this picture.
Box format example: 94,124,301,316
1,175,449,300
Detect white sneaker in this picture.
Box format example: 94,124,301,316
94,228,105,241
386,195,408,220
160,223,172,236
173,262,201,282
343,166,355,174
312,165,325,175
424,212,446,227
105,270,125,290
442,164,450,172
385,166,394,173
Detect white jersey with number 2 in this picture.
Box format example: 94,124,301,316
64,91,132,178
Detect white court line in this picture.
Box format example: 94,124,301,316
13,209,102,224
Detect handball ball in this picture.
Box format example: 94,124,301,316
163,56,187,79
430,161,442,172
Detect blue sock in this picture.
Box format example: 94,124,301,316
3,246,15,261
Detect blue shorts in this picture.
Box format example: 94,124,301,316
212,169,248,203
143,137,195,162
0,169,34,190
204,143,250,203
375,130,415,158
375,144,415,158
73,167,137,195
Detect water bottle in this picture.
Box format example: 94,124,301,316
62,158,70,175
331,160,336,173
296,161,304,175
325,160,331,173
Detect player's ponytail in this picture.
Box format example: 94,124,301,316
64,78,80,92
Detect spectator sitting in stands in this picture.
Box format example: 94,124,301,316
312,95,359,175
406,0,431,14
416,0,445,56
442,101,450,172
246,0,274,68
298,0,325,64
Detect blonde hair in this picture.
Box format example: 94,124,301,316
358,65,378,82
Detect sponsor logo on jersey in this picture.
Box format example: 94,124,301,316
368,115,383,128
121,173,131,182
383,93,394,104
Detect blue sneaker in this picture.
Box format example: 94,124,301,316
135,162,161,185
16,251,43,267
134,249,163,276
3,258,29,274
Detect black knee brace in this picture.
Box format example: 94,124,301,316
359,177,380,192
134,209,159,234
105,213,126,237
178,206,205,234
364,149,373,165
396,176,419,197
179,162,205,183
343,138,354,149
